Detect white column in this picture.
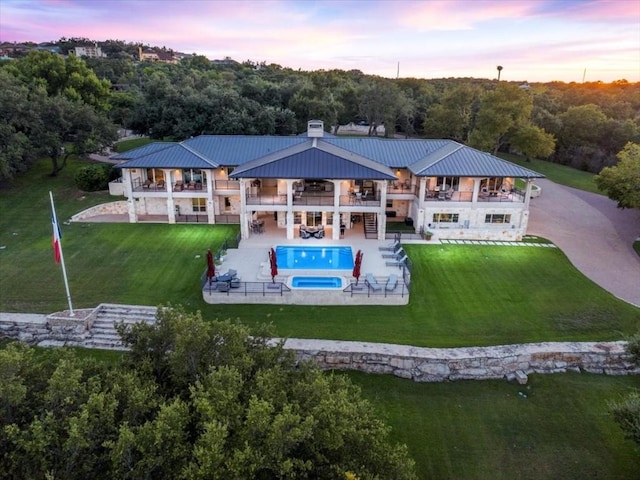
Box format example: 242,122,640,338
286,179,295,239
332,180,341,239
377,180,387,240
239,179,249,239
471,178,481,208
123,169,137,223
418,177,427,209
165,170,176,224
206,169,215,224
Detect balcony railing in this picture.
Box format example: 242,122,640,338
423,190,524,203
214,180,240,190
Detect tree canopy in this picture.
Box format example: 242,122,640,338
0,306,416,479
594,142,640,209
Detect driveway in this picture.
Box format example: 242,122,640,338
528,179,640,307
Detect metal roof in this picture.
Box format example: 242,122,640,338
114,134,544,179
110,142,175,160
115,144,216,169
231,147,396,180
411,145,545,178
182,136,307,166
230,139,395,179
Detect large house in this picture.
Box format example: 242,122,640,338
112,120,544,241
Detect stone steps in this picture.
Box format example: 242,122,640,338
82,304,159,350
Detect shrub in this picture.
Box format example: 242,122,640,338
74,163,113,191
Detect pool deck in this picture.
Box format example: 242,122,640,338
205,218,413,305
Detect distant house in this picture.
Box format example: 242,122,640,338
111,120,544,242
74,44,106,58
0,42,33,57
138,47,178,64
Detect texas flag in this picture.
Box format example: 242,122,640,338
52,215,62,264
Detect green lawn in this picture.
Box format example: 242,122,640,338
501,153,601,194
113,136,153,152
2,155,639,479
348,371,640,479
1,157,638,346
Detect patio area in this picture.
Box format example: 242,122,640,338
203,215,413,305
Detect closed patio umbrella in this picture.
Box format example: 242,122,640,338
353,250,362,285
269,247,278,283
206,249,215,284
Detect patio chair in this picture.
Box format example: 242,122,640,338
378,240,400,251
385,274,398,291
300,229,312,239
382,247,404,259
365,273,382,291
386,255,408,268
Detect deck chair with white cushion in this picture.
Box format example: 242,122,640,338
365,273,382,291
385,274,398,291
378,240,400,251
382,247,404,259
386,255,408,268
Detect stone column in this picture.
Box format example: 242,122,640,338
377,180,387,240
239,179,249,239
123,169,138,223
286,180,295,239
206,169,215,224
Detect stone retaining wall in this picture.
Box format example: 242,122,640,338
285,339,639,382
1,311,637,382
70,201,128,221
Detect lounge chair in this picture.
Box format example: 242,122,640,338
365,273,382,291
385,274,398,291
382,247,404,259
378,240,400,251
300,229,312,239
386,255,408,267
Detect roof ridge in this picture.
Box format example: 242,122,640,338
178,141,218,168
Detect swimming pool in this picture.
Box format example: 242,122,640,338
275,245,353,270
290,276,344,289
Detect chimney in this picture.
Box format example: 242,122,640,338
307,120,324,138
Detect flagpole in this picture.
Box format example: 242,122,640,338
49,191,74,316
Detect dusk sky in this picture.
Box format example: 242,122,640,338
1,0,639,83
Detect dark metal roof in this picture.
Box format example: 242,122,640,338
411,145,545,178
183,136,308,166
323,138,452,167
114,134,543,179
230,148,396,180
115,144,215,169
110,142,175,160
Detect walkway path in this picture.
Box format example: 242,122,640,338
528,179,640,307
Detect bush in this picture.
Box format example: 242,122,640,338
74,163,113,191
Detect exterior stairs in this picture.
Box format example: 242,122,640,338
363,212,377,239
85,304,158,350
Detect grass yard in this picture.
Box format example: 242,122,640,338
1,156,638,346
348,371,640,479
501,153,601,194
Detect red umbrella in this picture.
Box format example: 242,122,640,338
206,249,215,283
352,250,362,285
269,248,278,283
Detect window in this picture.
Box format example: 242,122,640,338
485,214,511,224
435,176,459,190
223,197,231,211
433,213,459,223
386,200,393,208
192,198,206,212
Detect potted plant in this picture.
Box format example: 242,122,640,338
424,231,434,241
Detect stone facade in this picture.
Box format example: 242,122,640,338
71,201,128,221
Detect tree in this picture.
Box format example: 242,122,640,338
468,83,532,154
1,306,416,479
509,123,556,160
594,142,640,209
608,332,640,445
10,51,112,112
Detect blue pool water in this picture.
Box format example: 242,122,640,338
275,245,353,270
291,276,343,289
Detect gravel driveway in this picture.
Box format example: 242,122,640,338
528,179,640,307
